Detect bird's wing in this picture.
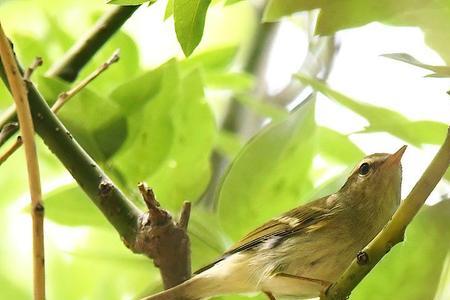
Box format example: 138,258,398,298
195,195,339,274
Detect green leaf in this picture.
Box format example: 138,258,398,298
263,0,312,22
264,1,450,64
47,227,158,300
218,96,317,240
146,68,216,209
296,74,448,146
204,72,254,92
164,0,174,20
174,0,212,56
110,64,165,115
180,46,238,72
235,94,289,120
77,30,141,95
113,62,216,210
44,183,110,228
107,0,149,4
216,130,244,159
382,53,450,77
112,61,178,188
189,208,228,271
352,200,450,300
317,126,364,165
224,0,244,6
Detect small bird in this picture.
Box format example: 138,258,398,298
142,146,406,300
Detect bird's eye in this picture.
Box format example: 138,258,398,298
359,162,370,176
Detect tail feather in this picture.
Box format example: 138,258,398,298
142,275,216,300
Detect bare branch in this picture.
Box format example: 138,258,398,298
178,201,191,230
46,6,137,81
0,23,45,300
23,57,43,81
52,49,120,113
323,127,450,300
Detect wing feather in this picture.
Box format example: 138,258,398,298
195,195,341,274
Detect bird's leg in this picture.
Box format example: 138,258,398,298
264,291,277,300
275,272,331,288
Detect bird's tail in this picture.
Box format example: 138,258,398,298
142,274,218,300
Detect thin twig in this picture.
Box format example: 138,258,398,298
0,121,17,144
0,49,120,166
323,128,450,300
0,5,137,149
178,201,191,230
23,57,43,81
52,49,120,113
46,5,137,81
0,23,45,300
0,135,21,165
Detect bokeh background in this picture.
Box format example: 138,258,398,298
0,0,449,299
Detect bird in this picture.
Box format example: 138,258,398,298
141,146,406,300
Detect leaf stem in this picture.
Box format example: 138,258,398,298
0,22,45,300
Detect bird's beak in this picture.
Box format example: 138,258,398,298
384,145,407,167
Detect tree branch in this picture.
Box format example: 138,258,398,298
0,50,141,245
0,49,120,166
0,4,138,148
0,22,45,300
322,128,450,300
46,5,137,81
134,183,192,289
0,38,192,290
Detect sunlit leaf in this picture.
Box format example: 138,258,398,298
352,200,450,299
382,53,450,77
112,61,177,187
174,0,212,56
317,126,364,164
107,0,149,4
189,208,228,271
216,130,243,158
180,46,238,72
204,72,254,92
234,94,288,121
296,74,448,146
263,1,450,63
47,227,158,300
218,96,316,240
164,0,174,20
44,183,110,228
146,68,216,209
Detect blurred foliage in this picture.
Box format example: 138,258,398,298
0,0,448,300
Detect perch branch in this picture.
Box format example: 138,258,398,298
0,49,120,166
0,22,45,300
135,183,192,289
0,42,193,289
0,48,141,245
322,127,450,300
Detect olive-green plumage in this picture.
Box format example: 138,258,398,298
142,146,406,300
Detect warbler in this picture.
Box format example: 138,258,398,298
142,146,406,300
